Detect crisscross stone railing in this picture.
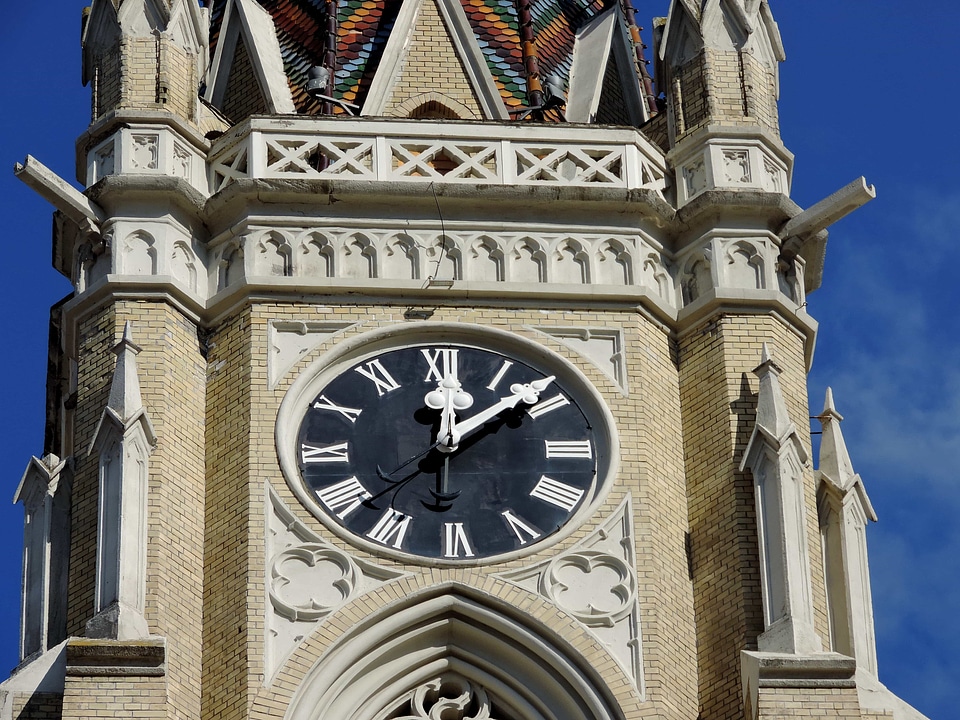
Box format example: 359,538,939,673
208,117,668,197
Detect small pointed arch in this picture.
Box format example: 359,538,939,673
724,240,765,290
679,249,712,306
297,231,336,278
282,585,626,720
508,238,546,283
122,230,157,276
640,250,672,302
380,233,420,280
396,92,474,120
170,240,198,293
340,234,377,279
258,230,293,277
658,0,704,67
596,239,634,286
426,234,461,282
552,238,590,284
468,236,505,282
219,242,245,290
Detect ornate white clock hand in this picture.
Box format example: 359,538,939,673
441,376,556,451
424,375,473,450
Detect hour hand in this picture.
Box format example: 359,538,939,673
424,375,473,451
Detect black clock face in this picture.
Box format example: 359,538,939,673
294,344,599,561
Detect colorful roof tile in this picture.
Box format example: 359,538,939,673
210,0,630,119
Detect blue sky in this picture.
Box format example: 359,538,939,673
0,1,956,718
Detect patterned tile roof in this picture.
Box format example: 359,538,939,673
210,0,625,118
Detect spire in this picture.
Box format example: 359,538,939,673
750,343,805,453
817,387,865,495
106,322,144,422
740,344,819,655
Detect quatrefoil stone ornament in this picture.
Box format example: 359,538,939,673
542,550,637,628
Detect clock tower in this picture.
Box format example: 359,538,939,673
1,1,928,720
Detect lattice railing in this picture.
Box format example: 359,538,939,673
209,118,668,196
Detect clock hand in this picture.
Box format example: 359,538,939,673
376,440,442,482
424,375,473,449
439,376,556,451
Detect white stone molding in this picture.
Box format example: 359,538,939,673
739,344,821,654
86,323,156,641
282,587,626,720
266,488,407,683
496,496,643,692
208,118,667,196
268,321,356,390
816,388,879,675
86,125,206,192
672,134,791,205
13,455,72,661
208,224,675,306
532,326,627,394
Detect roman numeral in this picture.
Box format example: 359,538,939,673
366,510,412,549
422,348,459,382
301,442,349,463
443,522,475,558
527,393,570,419
354,359,401,396
315,476,370,519
544,440,593,459
486,360,513,391
501,510,541,545
312,394,362,423
530,476,584,512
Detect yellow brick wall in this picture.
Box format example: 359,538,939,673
384,0,484,119
222,36,269,123
11,692,63,719
756,685,862,719
62,676,166,719
673,49,780,140
679,314,827,719
202,308,255,720
65,301,206,720
194,302,698,719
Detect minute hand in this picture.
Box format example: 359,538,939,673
448,376,556,446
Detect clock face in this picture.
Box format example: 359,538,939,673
293,343,602,561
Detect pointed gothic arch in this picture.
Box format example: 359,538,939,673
282,585,626,720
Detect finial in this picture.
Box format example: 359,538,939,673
820,387,843,422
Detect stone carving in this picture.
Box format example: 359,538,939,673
267,320,354,389
683,158,706,197
542,551,636,628
723,150,751,184
534,326,626,393
97,144,115,179
269,544,358,622
385,675,505,720
172,143,191,180
496,496,644,692
131,134,159,170
763,156,782,193
265,488,408,682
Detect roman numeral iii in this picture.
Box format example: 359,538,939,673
544,440,592,459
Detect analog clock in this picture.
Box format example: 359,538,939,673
288,341,609,561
